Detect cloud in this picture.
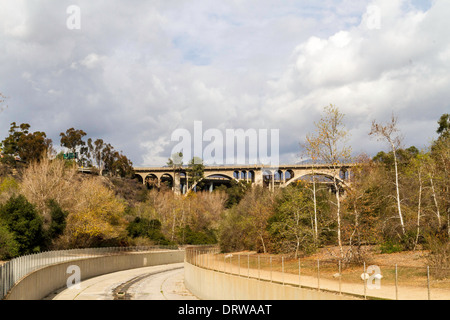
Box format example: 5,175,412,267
0,0,446,167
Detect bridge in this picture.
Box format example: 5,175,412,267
133,163,356,195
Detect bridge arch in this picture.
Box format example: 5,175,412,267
285,169,294,181
160,173,174,190
188,173,239,193
134,173,144,184
144,173,159,189
284,172,348,189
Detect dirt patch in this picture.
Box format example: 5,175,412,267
300,246,430,268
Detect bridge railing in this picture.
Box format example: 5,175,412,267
0,245,179,300
186,247,450,300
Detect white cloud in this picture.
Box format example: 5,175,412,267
0,0,447,167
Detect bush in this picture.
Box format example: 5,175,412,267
47,199,68,240
379,239,403,254
0,223,20,259
426,236,450,279
178,225,217,245
127,217,171,245
0,195,45,255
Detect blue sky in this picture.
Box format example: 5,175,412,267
0,0,448,166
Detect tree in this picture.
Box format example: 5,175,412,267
60,128,87,164
340,154,370,260
234,186,275,253
46,199,69,241
1,122,52,163
431,114,450,238
306,105,352,259
64,177,127,247
127,217,170,245
304,131,323,244
437,113,449,138
187,157,205,191
167,152,183,191
269,185,315,258
215,180,251,208
18,130,53,162
20,157,78,228
111,151,134,178
0,223,20,259
0,195,45,254
88,138,105,175
370,114,406,236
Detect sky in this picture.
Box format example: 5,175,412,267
0,0,448,167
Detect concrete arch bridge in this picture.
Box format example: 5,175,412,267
134,164,356,195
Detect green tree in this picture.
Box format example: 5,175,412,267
0,195,45,255
111,151,134,178
269,185,316,257
187,157,205,191
437,113,449,138
127,217,170,244
215,180,251,208
88,138,105,174
0,223,20,259
1,123,52,163
46,199,69,241
60,128,87,164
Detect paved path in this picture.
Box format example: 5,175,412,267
46,263,198,300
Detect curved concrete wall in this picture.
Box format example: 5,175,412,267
184,262,356,300
5,250,184,300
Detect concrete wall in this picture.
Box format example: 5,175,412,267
184,262,356,300
5,250,184,300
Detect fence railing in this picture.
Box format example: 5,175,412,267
0,245,179,300
186,247,450,300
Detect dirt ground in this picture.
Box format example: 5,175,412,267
302,245,430,268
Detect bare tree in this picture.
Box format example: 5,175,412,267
307,105,352,259
303,137,321,244
369,114,406,235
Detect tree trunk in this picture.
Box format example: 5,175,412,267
313,172,318,244
260,234,267,254
392,143,406,235
430,175,442,229
335,179,344,259
414,168,423,251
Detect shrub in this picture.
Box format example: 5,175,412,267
379,239,403,254
178,225,217,245
0,195,44,255
426,236,450,279
127,217,171,245
0,223,20,259
64,178,127,247
47,199,68,240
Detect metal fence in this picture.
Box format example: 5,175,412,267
0,245,179,300
186,247,450,300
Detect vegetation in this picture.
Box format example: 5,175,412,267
0,107,448,272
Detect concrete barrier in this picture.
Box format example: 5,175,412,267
5,250,184,300
184,262,357,300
